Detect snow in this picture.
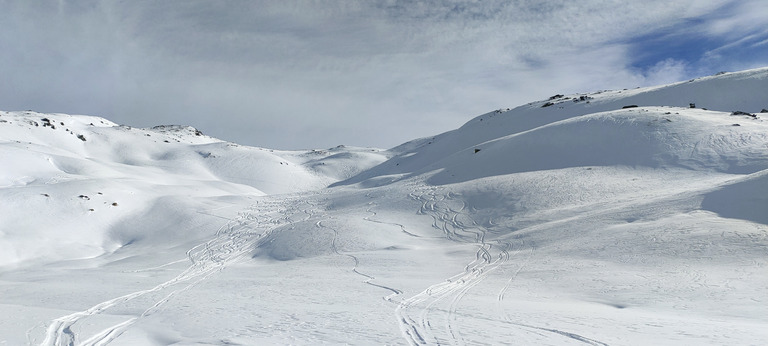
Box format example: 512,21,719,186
1,67,767,345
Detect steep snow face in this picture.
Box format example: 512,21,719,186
337,67,768,186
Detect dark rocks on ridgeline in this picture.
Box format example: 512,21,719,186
731,111,757,118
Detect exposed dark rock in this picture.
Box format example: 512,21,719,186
731,111,756,117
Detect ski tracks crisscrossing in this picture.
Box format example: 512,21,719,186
395,185,514,345
395,184,606,346
39,194,320,346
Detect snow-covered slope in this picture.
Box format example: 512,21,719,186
0,111,388,266
1,68,767,345
336,67,768,186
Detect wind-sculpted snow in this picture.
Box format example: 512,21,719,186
2,68,768,345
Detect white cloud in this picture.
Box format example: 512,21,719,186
642,59,690,86
702,0,768,37
0,0,766,149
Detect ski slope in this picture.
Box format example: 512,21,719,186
1,67,767,345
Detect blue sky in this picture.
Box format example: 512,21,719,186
626,1,768,80
1,0,767,149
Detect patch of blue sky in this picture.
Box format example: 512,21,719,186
626,1,768,77
628,28,768,75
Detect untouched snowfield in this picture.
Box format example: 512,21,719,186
1,68,767,345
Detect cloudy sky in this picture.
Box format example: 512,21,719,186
2,1,767,149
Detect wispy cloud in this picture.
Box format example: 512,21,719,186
1,0,766,149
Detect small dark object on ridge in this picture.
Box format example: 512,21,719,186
761,109,768,113
548,94,564,100
622,105,638,109
474,148,481,153
542,102,554,108
689,103,696,108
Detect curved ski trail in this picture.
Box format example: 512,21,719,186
321,219,403,302
397,184,608,345
39,194,319,346
396,185,512,345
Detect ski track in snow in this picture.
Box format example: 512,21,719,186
322,219,404,301
38,194,321,346
396,185,510,345
36,181,614,346
34,175,751,345
396,184,609,346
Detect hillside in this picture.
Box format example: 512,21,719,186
0,111,388,266
337,68,768,186
1,68,767,345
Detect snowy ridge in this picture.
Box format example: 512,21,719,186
2,68,768,345
337,67,768,186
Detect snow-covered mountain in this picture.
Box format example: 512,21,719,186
1,68,767,345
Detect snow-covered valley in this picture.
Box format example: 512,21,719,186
1,68,767,345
